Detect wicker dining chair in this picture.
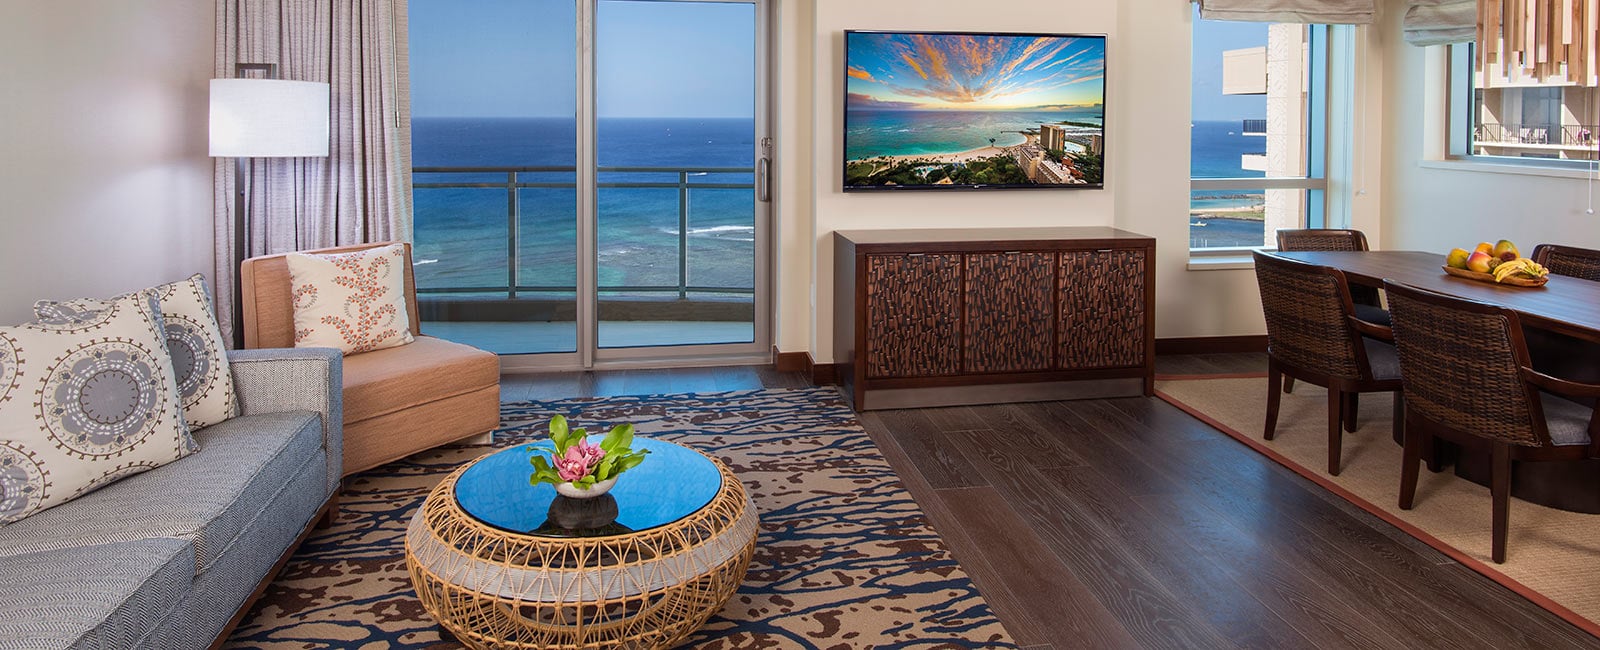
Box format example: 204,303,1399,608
1275,229,1387,395
1525,244,1600,384
1531,243,1600,282
1254,251,1403,476
1385,280,1600,563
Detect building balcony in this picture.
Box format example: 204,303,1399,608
1241,119,1267,137
1241,152,1268,172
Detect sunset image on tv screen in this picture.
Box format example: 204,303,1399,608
844,31,1106,190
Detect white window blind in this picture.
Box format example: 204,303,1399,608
1195,0,1374,24
1404,0,1476,46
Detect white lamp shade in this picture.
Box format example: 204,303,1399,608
209,78,330,157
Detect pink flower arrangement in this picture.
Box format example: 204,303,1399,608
530,415,649,491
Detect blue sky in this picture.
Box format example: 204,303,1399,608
846,33,1105,111
1191,11,1269,122
409,0,754,119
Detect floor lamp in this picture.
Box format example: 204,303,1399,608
208,64,330,348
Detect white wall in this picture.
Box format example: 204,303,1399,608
0,1,215,325
1379,8,1600,256
778,0,1284,363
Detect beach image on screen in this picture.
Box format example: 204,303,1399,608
844,31,1106,190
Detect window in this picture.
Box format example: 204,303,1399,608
1190,11,1331,251
1448,44,1600,165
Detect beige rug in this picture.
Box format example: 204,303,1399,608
1157,376,1600,636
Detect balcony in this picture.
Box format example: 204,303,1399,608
1472,123,1600,159
1241,119,1267,136
411,165,756,353
1241,151,1268,172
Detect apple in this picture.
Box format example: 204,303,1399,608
1494,239,1520,262
1466,251,1494,273
1446,248,1471,269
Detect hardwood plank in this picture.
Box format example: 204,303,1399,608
951,439,1243,650
936,486,1144,650
1005,400,1185,497
947,405,1085,470
868,409,984,490
712,365,769,391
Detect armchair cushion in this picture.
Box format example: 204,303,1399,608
342,336,498,424
1542,393,1594,446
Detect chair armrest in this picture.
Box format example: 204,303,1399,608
1349,316,1394,343
1520,367,1600,399
229,347,343,494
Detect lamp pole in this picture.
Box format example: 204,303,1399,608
229,63,277,350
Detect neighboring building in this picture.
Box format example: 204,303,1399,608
1039,124,1067,152
1010,144,1045,182
1221,24,1309,241
1084,133,1104,156
1036,157,1073,184
1472,82,1599,161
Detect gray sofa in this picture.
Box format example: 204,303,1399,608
0,348,343,650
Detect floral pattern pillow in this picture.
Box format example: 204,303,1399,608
286,243,415,355
35,274,238,429
1,291,196,526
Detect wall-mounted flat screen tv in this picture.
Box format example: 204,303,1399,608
844,30,1107,191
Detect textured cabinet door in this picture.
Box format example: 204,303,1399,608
865,253,963,378
964,252,1055,373
1057,249,1147,369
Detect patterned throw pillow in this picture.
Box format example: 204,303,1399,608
35,274,238,430
286,243,415,355
0,292,197,526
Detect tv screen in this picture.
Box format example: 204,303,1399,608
843,30,1107,191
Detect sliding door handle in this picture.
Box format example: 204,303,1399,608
757,157,772,202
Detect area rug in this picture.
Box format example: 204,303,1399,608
226,387,1014,649
1156,376,1600,637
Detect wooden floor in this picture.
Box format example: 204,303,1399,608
500,354,1599,650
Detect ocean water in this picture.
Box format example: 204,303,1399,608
410,116,1269,288
1190,120,1269,247
844,108,1105,160
412,117,755,293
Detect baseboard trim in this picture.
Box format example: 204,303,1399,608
1155,335,1267,355
772,346,809,373
771,348,839,386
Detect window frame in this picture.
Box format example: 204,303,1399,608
1188,22,1333,256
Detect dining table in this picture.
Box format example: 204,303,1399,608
1264,249,1600,513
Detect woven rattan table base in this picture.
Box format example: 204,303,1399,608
405,448,758,649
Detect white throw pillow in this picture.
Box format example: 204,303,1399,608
286,243,415,355
35,274,238,429
0,292,197,526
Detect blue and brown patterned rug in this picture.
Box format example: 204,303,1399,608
226,387,1014,648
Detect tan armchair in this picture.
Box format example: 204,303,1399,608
239,242,500,476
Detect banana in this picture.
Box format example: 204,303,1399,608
1492,258,1549,282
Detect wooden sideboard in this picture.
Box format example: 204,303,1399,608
833,227,1155,410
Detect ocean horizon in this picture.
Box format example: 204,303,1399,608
408,116,1269,287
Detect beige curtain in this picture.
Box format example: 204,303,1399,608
1195,0,1375,24
213,0,413,342
1404,1,1476,46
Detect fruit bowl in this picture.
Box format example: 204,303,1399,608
1442,265,1548,287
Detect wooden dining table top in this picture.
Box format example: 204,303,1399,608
1267,250,1600,344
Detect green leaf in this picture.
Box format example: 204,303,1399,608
574,476,595,489
549,415,568,441
615,453,646,474
595,454,618,480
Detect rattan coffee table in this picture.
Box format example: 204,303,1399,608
405,437,758,649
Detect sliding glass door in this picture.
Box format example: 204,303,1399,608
409,0,770,366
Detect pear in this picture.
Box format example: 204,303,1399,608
1445,248,1471,269
1493,239,1520,262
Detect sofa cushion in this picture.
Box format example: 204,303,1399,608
35,273,238,430
0,411,324,574
341,335,498,424
0,537,193,650
0,291,196,526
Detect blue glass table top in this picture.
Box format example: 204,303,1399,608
454,437,722,538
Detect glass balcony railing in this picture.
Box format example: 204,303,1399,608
411,165,756,299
